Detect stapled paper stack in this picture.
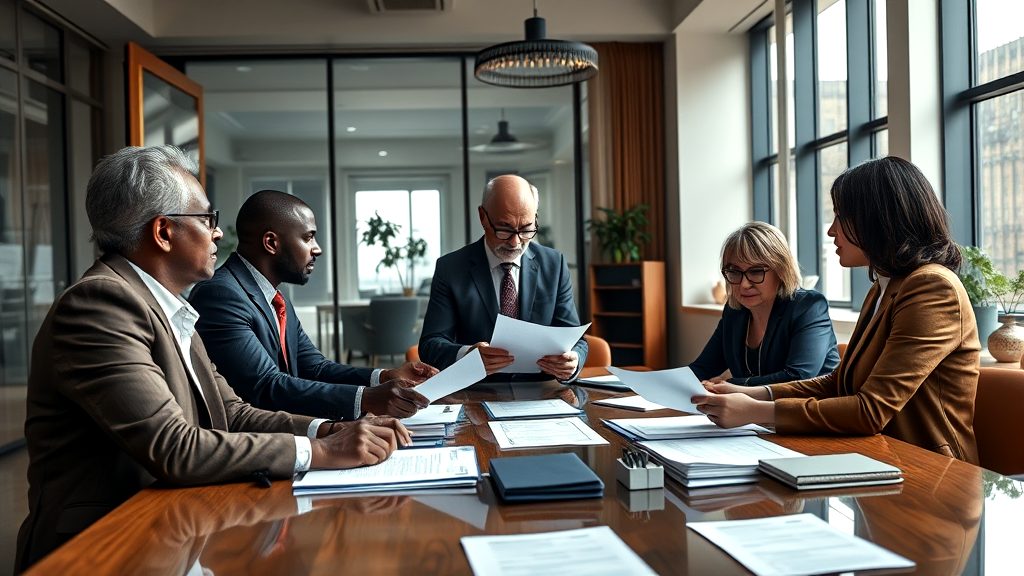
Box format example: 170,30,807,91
639,436,805,488
758,452,903,490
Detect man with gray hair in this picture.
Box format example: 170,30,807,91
419,174,588,381
16,145,409,571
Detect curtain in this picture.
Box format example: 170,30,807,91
587,42,665,261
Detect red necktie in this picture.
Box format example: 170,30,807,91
271,291,289,370
500,263,519,319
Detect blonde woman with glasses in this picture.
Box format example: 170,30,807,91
688,222,839,388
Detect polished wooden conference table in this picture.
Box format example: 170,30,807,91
28,380,1022,575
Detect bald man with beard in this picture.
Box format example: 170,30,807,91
189,190,436,421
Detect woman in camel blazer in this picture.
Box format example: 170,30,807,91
695,156,980,463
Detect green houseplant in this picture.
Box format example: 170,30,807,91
360,212,428,296
586,204,651,263
959,246,1001,345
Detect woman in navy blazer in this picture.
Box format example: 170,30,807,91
689,222,839,386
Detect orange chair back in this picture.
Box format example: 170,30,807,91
583,335,612,368
837,342,848,359
974,367,1024,476
406,345,420,363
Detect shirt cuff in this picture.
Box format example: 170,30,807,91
456,345,471,361
293,436,313,473
370,369,384,386
307,418,328,439
763,385,774,401
354,385,366,418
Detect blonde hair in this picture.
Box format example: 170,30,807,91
720,222,802,309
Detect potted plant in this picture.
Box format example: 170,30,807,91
586,203,651,263
958,246,1001,345
360,212,428,297
987,268,1024,363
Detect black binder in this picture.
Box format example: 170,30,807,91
489,453,604,502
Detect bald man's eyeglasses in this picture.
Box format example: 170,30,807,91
166,210,219,230
483,209,538,241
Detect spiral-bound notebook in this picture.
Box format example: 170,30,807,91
758,453,903,490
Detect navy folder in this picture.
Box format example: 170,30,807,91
489,453,604,502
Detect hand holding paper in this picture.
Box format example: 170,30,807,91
489,315,590,374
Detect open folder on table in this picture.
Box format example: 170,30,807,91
293,446,480,496
489,315,590,374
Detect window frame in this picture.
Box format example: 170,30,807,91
750,0,887,311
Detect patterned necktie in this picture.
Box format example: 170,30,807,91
500,263,519,319
271,291,289,370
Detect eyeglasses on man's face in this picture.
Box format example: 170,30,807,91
165,210,219,231
721,266,768,285
483,209,538,241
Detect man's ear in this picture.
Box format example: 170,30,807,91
477,205,487,229
262,230,279,255
150,216,174,254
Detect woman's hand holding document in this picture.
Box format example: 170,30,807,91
606,366,706,414
489,315,590,374
414,349,487,402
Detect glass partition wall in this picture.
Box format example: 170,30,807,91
186,55,584,362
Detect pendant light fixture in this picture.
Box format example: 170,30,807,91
469,109,540,154
474,0,598,88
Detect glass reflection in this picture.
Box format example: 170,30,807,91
21,8,62,83
143,71,200,164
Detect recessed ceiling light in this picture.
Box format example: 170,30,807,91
235,65,252,73
346,126,357,133
350,64,370,72
554,159,567,165
378,150,388,157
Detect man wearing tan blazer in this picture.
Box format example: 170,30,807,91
16,146,409,572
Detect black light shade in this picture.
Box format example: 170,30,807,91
475,14,598,88
469,112,540,153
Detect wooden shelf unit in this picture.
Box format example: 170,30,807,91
589,261,666,369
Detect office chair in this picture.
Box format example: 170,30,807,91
974,367,1024,478
366,297,420,367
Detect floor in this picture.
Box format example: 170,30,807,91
0,353,396,575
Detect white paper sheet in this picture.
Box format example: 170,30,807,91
401,404,462,426
415,348,487,402
488,315,590,373
482,399,582,419
487,417,609,449
461,526,656,576
607,415,769,440
592,395,668,412
639,436,802,467
607,366,706,414
688,513,915,576
293,446,479,495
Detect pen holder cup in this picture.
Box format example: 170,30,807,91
615,458,665,490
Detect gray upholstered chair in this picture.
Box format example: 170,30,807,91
366,296,421,367
339,304,371,365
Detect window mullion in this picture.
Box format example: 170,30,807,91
793,0,819,283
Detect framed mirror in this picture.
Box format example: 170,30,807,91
126,42,205,185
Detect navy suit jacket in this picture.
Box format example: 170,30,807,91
688,289,839,386
189,253,372,420
419,239,588,381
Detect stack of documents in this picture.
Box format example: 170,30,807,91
689,514,915,575
401,404,462,447
482,399,582,420
604,415,769,441
489,453,603,502
638,436,804,488
293,446,480,496
758,453,903,490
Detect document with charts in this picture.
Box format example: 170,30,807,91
487,417,608,449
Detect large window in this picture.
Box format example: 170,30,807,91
750,0,888,310
0,0,103,450
943,0,1024,277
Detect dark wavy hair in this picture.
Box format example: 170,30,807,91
830,156,961,277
